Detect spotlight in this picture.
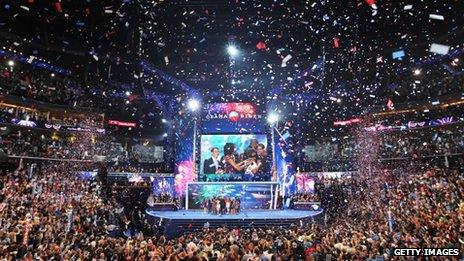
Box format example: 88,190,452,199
7,60,14,66
50,73,55,77
161,118,167,123
125,91,131,96
267,113,279,124
163,133,168,137
227,45,239,57
413,69,421,75
187,99,200,112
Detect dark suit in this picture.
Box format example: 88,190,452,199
203,157,223,174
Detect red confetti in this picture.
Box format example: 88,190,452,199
55,2,62,12
256,41,266,50
333,37,340,48
364,0,376,6
387,99,394,110
128,94,139,102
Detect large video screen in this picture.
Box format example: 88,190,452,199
200,134,269,181
202,103,265,133
187,182,277,210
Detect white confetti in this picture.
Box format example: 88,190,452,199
429,43,450,55
403,5,413,10
429,14,444,21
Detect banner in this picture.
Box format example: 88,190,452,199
365,116,464,132
108,120,136,127
202,103,265,133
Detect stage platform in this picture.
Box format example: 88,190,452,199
146,209,324,237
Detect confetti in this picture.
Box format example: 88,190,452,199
54,2,62,12
429,14,444,21
333,37,340,48
429,43,450,55
281,54,292,67
392,50,405,60
403,5,413,10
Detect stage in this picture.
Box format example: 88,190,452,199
146,209,324,237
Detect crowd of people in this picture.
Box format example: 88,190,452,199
0,130,167,169
201,197,241,215
0,158,461,259
289,193,320,203
0,105,104,130
147,193,179,205
303,123,464,165
376,65,464,105
0,58,461,260
0,63,102,108
0,130,124,160
107,164,167,174
378,124,464,159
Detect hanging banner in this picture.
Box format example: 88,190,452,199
202,103,265,133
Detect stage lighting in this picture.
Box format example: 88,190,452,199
227,45,239,57
161,118,167,123
187,99,200,112
7,60,14,66
50,73,55,77
163,133,168,137
413,69,421,75
268,113,279,124
125,91,131,96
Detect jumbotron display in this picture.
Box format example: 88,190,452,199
199,134,269,181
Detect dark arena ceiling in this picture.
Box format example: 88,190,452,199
0,0,463,136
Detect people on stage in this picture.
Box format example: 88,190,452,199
201,196,241,215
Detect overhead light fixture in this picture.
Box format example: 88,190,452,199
227,45,239,57
187,99,200,112
267,113,279,124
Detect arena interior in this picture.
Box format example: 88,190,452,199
0,0,463,260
